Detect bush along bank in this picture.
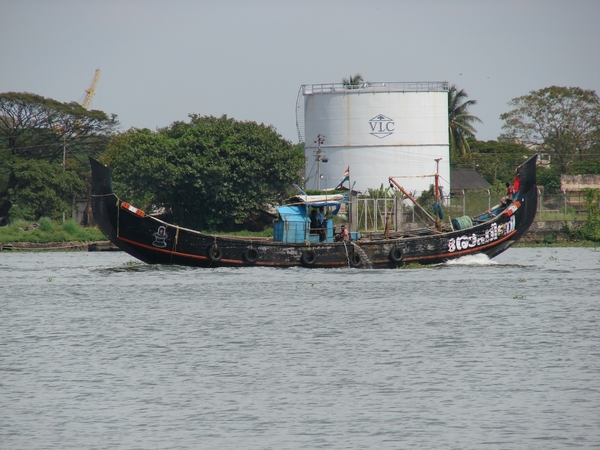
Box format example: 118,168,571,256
568,189,600,243
0,217,106,248
518,222,598,246
521,192,600,245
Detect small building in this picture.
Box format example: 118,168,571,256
448,169,493,217
450,168,491,193
561,174,600,205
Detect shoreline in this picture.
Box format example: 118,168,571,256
1,221,596,252
0,241,119,252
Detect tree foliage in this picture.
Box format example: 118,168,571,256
5,160,87,221
448,85,482,160
500,86,600,173
536,166,561,194
102,115,305,231
0,92,119,218
570,188,600,242
568,157,600,175
0,92,118,163
466,139,532,185
342,74,365,88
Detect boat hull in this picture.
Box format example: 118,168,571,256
90,155,537,268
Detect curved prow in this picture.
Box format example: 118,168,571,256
515,153,537,196
511,153,538,242
90,157,114,196
89,157,155,263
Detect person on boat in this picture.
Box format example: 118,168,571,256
507,182,515,202
310,209,319,233
501,182,515,207
317,207,327,242
309,209,325,241
309,207,326,242
513,173,521,194
336,224,350,241
317,207,325,225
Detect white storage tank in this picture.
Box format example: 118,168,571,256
296,81,450,197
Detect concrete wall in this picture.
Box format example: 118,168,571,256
561,174,600,191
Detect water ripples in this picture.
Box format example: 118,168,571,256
1,248,599,449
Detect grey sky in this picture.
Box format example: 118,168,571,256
1,0,598,144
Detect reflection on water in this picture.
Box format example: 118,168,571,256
1,248,599,449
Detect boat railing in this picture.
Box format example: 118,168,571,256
350,189,585,233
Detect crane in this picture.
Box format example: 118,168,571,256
81,68,101,110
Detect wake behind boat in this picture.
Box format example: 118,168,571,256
90,154,537,268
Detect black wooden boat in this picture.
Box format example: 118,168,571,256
90,155,537,268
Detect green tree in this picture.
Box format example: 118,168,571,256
5,160,86,220
342,74,364,88
103,115,305,231
99,128,176,210
568,157,600,175
500,86,600,173
568,139,600,174
536,166,561,194
0,92,119,218
0,92,118,163
448,85,482,160
467,139,532,184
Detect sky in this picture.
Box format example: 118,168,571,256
1,0,599,145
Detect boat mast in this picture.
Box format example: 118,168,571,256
388,177,438,225
388,158,444,231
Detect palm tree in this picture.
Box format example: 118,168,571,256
342,74,364,89
448,84,482,160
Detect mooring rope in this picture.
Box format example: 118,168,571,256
342,241,350,266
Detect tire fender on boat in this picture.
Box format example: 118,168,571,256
301,250,316,266
349,250,362,267
207,244,223,262
244,247,259,263
389,247,403,263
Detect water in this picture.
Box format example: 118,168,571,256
1,248,599,449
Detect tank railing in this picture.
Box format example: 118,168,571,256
301,81,448,96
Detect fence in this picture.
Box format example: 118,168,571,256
351,191,588,232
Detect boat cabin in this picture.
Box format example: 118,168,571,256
273,196,342,243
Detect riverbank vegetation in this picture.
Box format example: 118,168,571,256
0,218,104,243
0,217,273,244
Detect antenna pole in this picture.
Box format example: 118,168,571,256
314,134,326,190
434,158,442,231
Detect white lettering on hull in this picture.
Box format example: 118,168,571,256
447,216,516,253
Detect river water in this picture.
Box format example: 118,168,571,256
1,247,599,449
